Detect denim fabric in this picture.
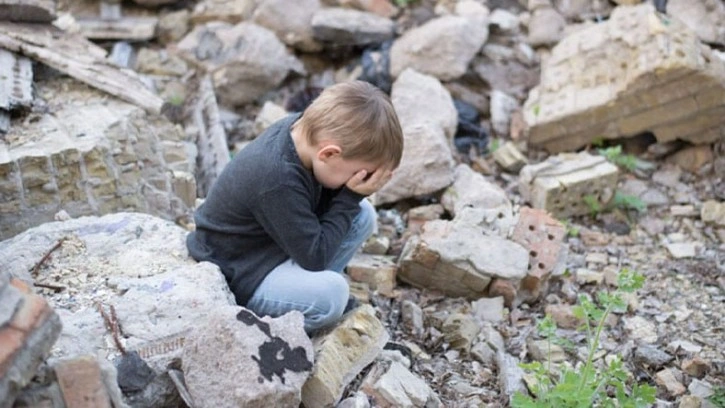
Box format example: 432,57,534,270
246,199,377,333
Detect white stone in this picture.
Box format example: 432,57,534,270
665,243,697,259
490,90,520,136
372,362,438,407
372,69,457,205
254,101,288,136
623,316,658,343
311,7,394,46
390,16,488,81
440,164,511,217
252,0,322,52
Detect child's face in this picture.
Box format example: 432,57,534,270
313,151,379,190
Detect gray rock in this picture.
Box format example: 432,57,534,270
634,344,673,367
182,307,313,408
472,296,505,323
176,22,304,107
365,362,441,407
311,8,394,46
401,300,425,338
496,352,527,404
667,0,725,46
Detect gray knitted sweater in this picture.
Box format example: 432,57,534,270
186,113,364,305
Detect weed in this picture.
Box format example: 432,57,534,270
598,145,638,172
583,192,645,217
489,138,501,154
709,386,725,408
393,0,416,7
513,269,656,408
560,220,580,238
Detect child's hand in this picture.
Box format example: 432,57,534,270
346,168,393,196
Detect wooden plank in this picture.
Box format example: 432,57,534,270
0,22,164,114
0,49,32,111
0,0,56,23
77,17,158,41
185,75,230,197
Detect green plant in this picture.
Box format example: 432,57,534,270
166,94,185,107
709,386,725,408
393,0,416,7
612,192,646,213
513,269,656,408
489,138,501,154
582,192,646,217
598,145,638,172
560,219,580,237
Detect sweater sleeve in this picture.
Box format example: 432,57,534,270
251,183,364,271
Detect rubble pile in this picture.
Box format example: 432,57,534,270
0,0,723,407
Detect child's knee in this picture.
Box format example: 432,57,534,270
357,199,378,238
305,273,349,332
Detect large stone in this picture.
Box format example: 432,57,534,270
253,0,322,52
0,213,237,407
0,77,196,241
519,152,619,218
398,216,529,300
330,0,398,18
302,305,388,408
372,69,457,205
524,4,725,152
182,306,313,408
311,7,394,46
390,14,488,81
526,6,566,47
176,22,304,107
667,0,725,46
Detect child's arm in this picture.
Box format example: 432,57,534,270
251,184,364,271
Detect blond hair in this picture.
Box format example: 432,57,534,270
293,81,404,168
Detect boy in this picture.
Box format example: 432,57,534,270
186,81,404,333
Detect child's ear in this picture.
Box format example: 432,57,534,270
317,144,342,161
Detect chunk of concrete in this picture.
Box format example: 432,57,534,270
302,305,389,408
524,4,725,152
519,152,619,218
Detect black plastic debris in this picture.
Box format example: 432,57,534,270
115,351,156,393
453,99,489,155
359,40,393,94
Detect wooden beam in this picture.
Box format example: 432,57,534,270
185,75,230,197
0,22,164,114
0,0,56,23
77,17,158,41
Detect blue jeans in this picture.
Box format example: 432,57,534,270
246,200,377,333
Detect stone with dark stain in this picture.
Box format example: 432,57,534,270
237,309,313,385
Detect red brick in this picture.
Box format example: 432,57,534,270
9,295,51,333
0,326,26,376
511,208,566,295
55,356,112,408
